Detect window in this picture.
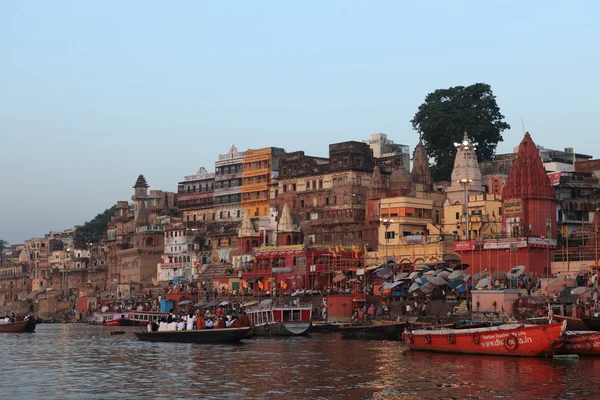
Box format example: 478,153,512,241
283,185,287,193
455,212,460,220
292,183,296,191
333,196,337,205
325,197,330,206
385,231,396,240
237,210,241,218
306,181,310,190
300,200,305,208
228,211,231,218
319,179,323,189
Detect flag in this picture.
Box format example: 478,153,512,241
258,280,264,290
492,210,496,219
280,280,287,289
241,280,248,289
328,246,334,255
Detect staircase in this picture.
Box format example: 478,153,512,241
426,300,457,318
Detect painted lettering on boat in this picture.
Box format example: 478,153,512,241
479,331,532,348
565,341,600,350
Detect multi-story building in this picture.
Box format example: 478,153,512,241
214,145,246,221
177,167,215,223
363,133,410,171
157,218,198,282
242,147,285,218
276,141,381,247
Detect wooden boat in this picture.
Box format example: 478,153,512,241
311,321,353,333
0,320,36,333
404,321,567,357
247,302,312,337
581,316,600,331
133,327,252,344
340,321,406,341
552,315,589,331
559,331,600,356
117,311,170,326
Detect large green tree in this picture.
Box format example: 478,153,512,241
411,83,511,182
0,239,7,255
73,207,116,248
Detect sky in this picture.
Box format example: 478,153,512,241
1,1,599,244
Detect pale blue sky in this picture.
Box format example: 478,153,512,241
1,1,599,244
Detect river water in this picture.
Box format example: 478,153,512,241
1,324,599,399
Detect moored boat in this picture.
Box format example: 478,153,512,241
133,327,252,344
117,311,170,326
552,315,589,331
246,301,312,337
404,321,567,357
581,316,600,331
0,320,36,333
559,331,600,355
340,321,406,341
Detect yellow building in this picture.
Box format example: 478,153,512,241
242,147,285,217
442,193,503,240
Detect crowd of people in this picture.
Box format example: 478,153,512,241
148,309,251,332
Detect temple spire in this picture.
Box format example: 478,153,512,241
411,138,432,189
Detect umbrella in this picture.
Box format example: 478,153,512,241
242,300,258,307
260,299,273,307
409,282,420,293
475,278,489,289
419,282,436,295
219,301,229,306
408,271,421,279
194,301,207,307
415,277,429,285
332,274,346,283
448,279,466,289
388,281,403,290
510,265,525,276
492,270,506,280
473,271,488,281
453,263,470,270
424,270,437,276
429,276,447,286
463,274,471,282
571,286,589,296
415,265,430,271
178,300,193,305
546,281,568,296
448,270,465,280
374,268,393,279
395,272,409,281
458,283,472,293
437,270,451,279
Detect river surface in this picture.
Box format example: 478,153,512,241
1,324,599,399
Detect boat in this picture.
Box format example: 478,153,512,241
246,301,312,337
0,319,37,333
311,321,352,333
559,331,600,355
116,311,170,326
552,315,589,331
340,321,406,341
133,327,252,344
581,316,600,331
403,321,567,357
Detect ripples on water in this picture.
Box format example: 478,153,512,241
1,324,599,399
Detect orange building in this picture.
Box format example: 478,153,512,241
241,147,285,217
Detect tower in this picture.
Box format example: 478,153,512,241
132,175,149,228
446,132,484,205
411,138,433,190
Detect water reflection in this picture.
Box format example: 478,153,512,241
0,325,599,399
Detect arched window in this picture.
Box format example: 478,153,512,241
286,235,292,245
145,237,154,247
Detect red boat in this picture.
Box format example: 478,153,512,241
560,331,600,356
0,320,36,333
404,321,567,357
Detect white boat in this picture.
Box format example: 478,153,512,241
246,300,312,337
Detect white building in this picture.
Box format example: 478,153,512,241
511,144,592,173
214,145,247,221
157,220,197,282
364,133,410,171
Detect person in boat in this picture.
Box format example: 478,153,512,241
230,317,239,328
216,316,226,329
186,313,196,331
238,311,250,327
205,318,215,329
196,314,206,330
176,319,186,331
225,315,232,328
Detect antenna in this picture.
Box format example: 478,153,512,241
520,117,526,134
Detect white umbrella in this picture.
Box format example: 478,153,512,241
388,281,403,290
219,301,229,306
415,265,430,271
424,270,437,276
332,274,346,283
260,299,273,307
473,271,488,281
436,270,451,279
429,276,447,286
409,271,420,279
395,272,409,281
419,282,436,295
463,274,471,282
178,300,193,305
448,270,465,280
571,286,589,296
475,278,489,289
510,265,526,276
409,283,420,293
415,277,429,285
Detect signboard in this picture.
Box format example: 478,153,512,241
504,199,522,214
272,267,293,274
310,213,319,220
160,263,184,269
547,171,561,186
482,238,527,250
405,235,423,244
528,237,558,247
453,241,473,251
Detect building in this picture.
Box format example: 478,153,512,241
363,133,410,171
242,147,285,218
157,218,198,282
214,145,247,222
177,167,215,223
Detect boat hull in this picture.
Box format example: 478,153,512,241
252,321,312,337
0,321,35,333
581,316,600,331
104,319,121,327
118,318,147,327
553,315,589,331
404,322,566,357
560,332,600,355
134,327,252,344
341,322,406,341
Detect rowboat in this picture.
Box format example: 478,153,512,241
552,315,589,331
559,331,600,356
0,320,37,333
403,321,567,357
133,327,252,344
581,316,600,331
340,321,406,341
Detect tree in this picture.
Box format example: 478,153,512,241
411,83,511,182
73,206,116,248
0,239,7,255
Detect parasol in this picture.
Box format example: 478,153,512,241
332,274,346,283
415,277,429,285
429,276,447,286
448,270,465,280
475,278,489,289
419,282,436,295
409,271,421,280
571,286,589,296
473,271,488,281
409,283,420,293
178,300,193,305
510,265,526,277
437,270,451,279
424,270,437,276
448,279,466,289
395,272,409,280
492,270,506,280
374,267,393,279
